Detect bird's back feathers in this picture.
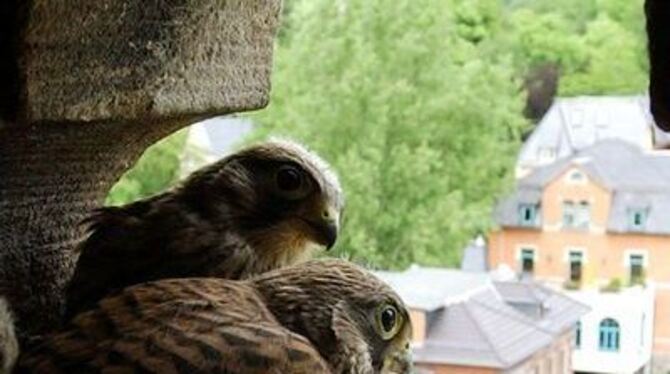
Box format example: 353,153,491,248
22,278,331,374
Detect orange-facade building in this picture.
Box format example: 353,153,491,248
489,140,670,368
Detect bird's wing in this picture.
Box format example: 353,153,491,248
20,279,332,374
66,197,227,316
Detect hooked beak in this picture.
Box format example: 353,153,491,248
306,218,338,250
382,345,413,374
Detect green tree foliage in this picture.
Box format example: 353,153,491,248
250,0,527,268
504,0,647,96
106,129,188,206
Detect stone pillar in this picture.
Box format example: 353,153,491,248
0,0,282,337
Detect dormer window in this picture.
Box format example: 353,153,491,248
537,147,556,163
518,204,539,226
628,208,648,231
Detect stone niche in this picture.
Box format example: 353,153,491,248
0,0,282,337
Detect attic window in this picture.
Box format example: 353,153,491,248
537,147,556,162
518,204,539,226
628,208,648,230
568,169,585,183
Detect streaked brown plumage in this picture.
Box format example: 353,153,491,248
20,259,413,374
66,139,344,317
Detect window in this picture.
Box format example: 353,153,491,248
599,318,620,352
520,249,535,276
629,254,645,284
518,204,539,226
574,321,582,349
537,147,556,163
563,200,590,230
563,201,575,227
628,208,648,230
569,251,583,283
568,169,585,183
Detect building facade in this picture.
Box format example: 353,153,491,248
489,140,670,372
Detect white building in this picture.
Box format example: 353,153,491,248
566,285,655,374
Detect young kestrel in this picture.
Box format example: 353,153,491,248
21,259,413,374
66,139,344,316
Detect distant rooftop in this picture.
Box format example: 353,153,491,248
376,266,588,369
375,266,490,311
180,116,254,176
517,95,670,177
497,139,670,235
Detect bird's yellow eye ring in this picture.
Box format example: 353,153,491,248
376,303,402,340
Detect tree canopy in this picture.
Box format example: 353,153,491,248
107,0,649,269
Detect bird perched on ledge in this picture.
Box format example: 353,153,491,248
66,139,344,317
20,259,412,374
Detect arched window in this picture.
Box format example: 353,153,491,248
599,318,620,351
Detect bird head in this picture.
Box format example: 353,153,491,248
180,138,344,267
254,259,413,374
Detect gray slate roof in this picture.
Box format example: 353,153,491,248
497,139,670,235
493,281,590,334
517,95,660,171
375,267,589,369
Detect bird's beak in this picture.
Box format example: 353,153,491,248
382,345,413,374
307,218,338,250
305,205,339,250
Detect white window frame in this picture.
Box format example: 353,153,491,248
515,245,538,274
563,247,588,264
623,249,649,267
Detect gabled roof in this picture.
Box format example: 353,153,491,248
414,288,555,368
518,95,655,170
497,139,670,235
375,267,589,369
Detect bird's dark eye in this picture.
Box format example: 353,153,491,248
376,303,402,340
275,165,303,192
381,307,396,332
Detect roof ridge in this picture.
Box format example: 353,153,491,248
471,297,554,335
461,302,508,367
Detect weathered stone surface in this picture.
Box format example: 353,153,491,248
21,0,281,123
0,119,190,335
0,0,282,338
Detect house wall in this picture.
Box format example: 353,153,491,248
569,287,654,374
414,363,498,374
414,332,573,374
410,309,427,344
506,331,573,374
488,166,670,356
